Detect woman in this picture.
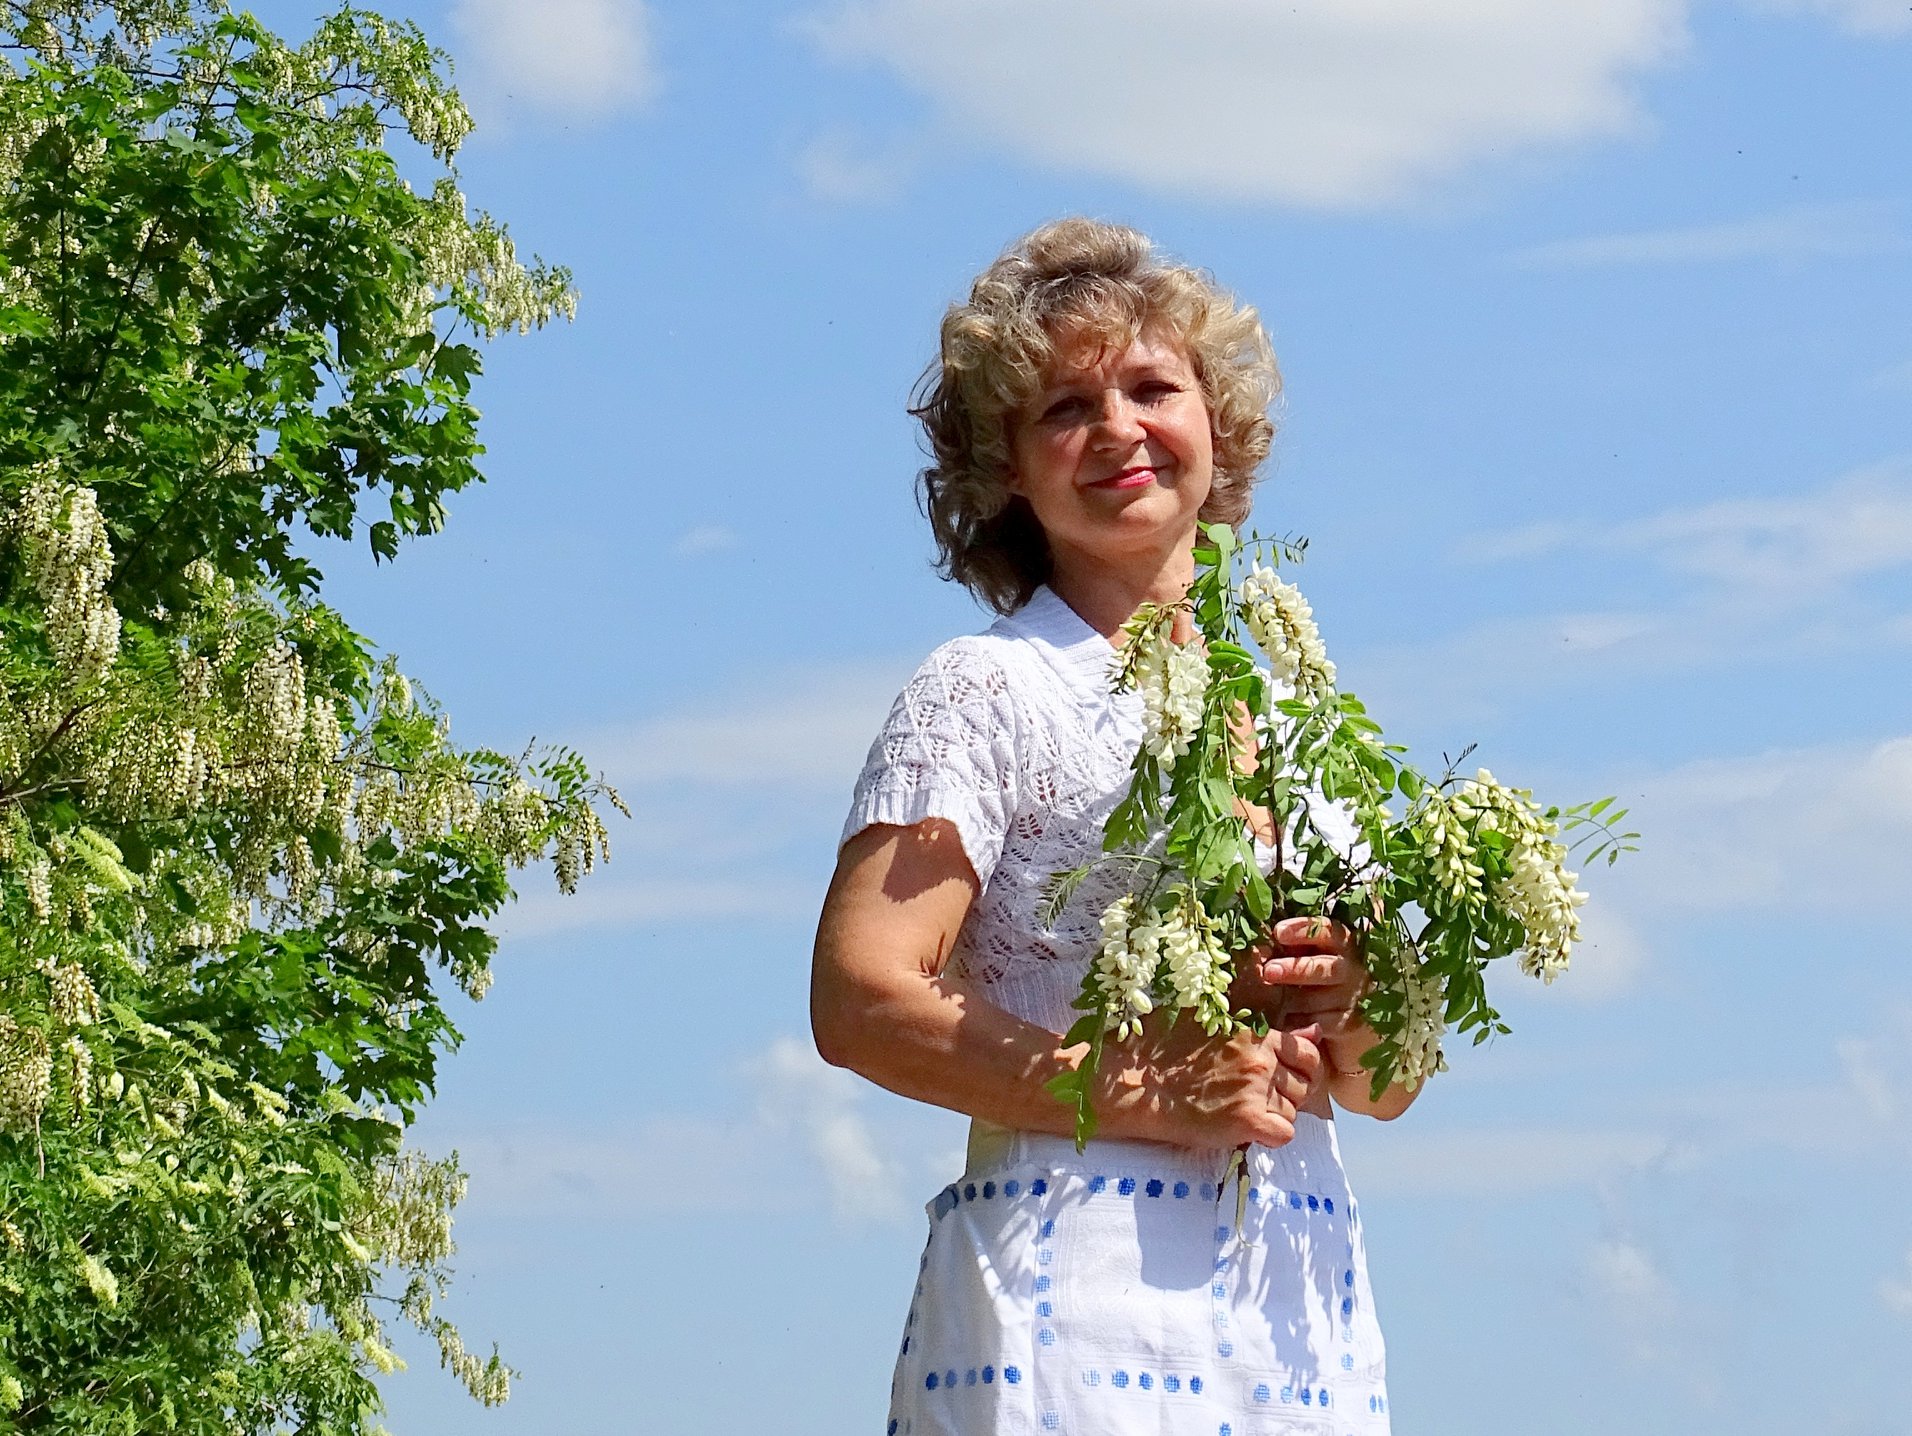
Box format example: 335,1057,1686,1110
812,219,1415,1436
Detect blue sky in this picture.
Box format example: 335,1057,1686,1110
245,1,1909,1431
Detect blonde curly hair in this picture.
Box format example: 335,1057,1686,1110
913,218,1281,615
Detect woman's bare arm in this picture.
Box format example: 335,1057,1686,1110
812,819,1325,1150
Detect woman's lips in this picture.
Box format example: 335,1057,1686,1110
1092,468,1157,490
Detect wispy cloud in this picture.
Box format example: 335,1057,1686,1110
1882,1250,1912,1315
803,0,1687,210
1746,0,1912,37
1477,462,1912,592
1356,1124,1670,1197
795,130,915,204
448,1036,920,1224
759,1037,911,1221
450,0,657,122
1868,359,1912,393
1610,734,1912,913
1509,201,1909,269
673,524,739,557
1369,462,1912,720
578,661,912,793
496,663,918,942
1558,898,1650,1002
498,874,820,940
1584,1235,1681,1363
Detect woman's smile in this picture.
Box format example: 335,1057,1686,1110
1089,465,1160,491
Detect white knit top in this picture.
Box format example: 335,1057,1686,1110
840,586,1147,1035
842,584,1366,1038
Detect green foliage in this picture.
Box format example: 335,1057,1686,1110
0,2,617,1429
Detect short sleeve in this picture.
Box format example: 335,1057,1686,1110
840,638,1021,885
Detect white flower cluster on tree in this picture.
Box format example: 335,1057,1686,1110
2,480,623,981
0,1015,52,1133
9,475,122,682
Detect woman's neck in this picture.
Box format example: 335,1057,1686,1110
1046,538,1197,640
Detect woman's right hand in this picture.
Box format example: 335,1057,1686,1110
1099,1015,1324,1150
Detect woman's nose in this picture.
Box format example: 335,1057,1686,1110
1089,392,1145,446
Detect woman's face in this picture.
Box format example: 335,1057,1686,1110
1007,330,1214,577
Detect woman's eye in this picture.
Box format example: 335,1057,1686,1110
1039,395,1088,422
1134,381,1180,403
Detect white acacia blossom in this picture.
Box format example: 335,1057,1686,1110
1159,892,1233,1035
1118,614,1207,763
1239,564,1336,704
1414,790,1486,906
0,1016,52,1131
3,480,624,1036
1093,889,1234,1040
1454,769,1587,982
11,477,122,682
1394,958,1448,1086
1092,895,1158,1040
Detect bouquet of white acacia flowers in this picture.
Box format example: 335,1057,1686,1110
1043,525,1636,1144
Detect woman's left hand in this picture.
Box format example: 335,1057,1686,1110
1234,916,1421,1120
1243,917,1370,1068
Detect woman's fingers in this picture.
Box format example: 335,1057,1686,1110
1266,1025,1322,1084
1271,915,1357,955
1258,953,1353,987
1251,1029,1318,1146
1146,1017,1328,1149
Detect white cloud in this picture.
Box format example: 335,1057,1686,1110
1835,1005,1912,1124
1617,734,1912,912
1354,1124,1669,1197
494,662,919,943
498,874,820,939
1838,1036,1900,1124
1587,1235,1677,1313
1747,0,1912,36
450,0,657,121
760,1036,910,1221
449,1036,917,1224
1560,899,1650,1002
1509,201,1909,268
1584,1236,1680,1363
1868,359,1912,393
1882,1250,1912,1315
803,0,1688,210
796,130,915,204
1372,462,1912,719
579,661,911,793
673,524,739,557
1598,463,1912,592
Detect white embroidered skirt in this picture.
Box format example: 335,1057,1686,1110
886,1115,1391,1436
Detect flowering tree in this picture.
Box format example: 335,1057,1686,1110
0,2,622,1428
